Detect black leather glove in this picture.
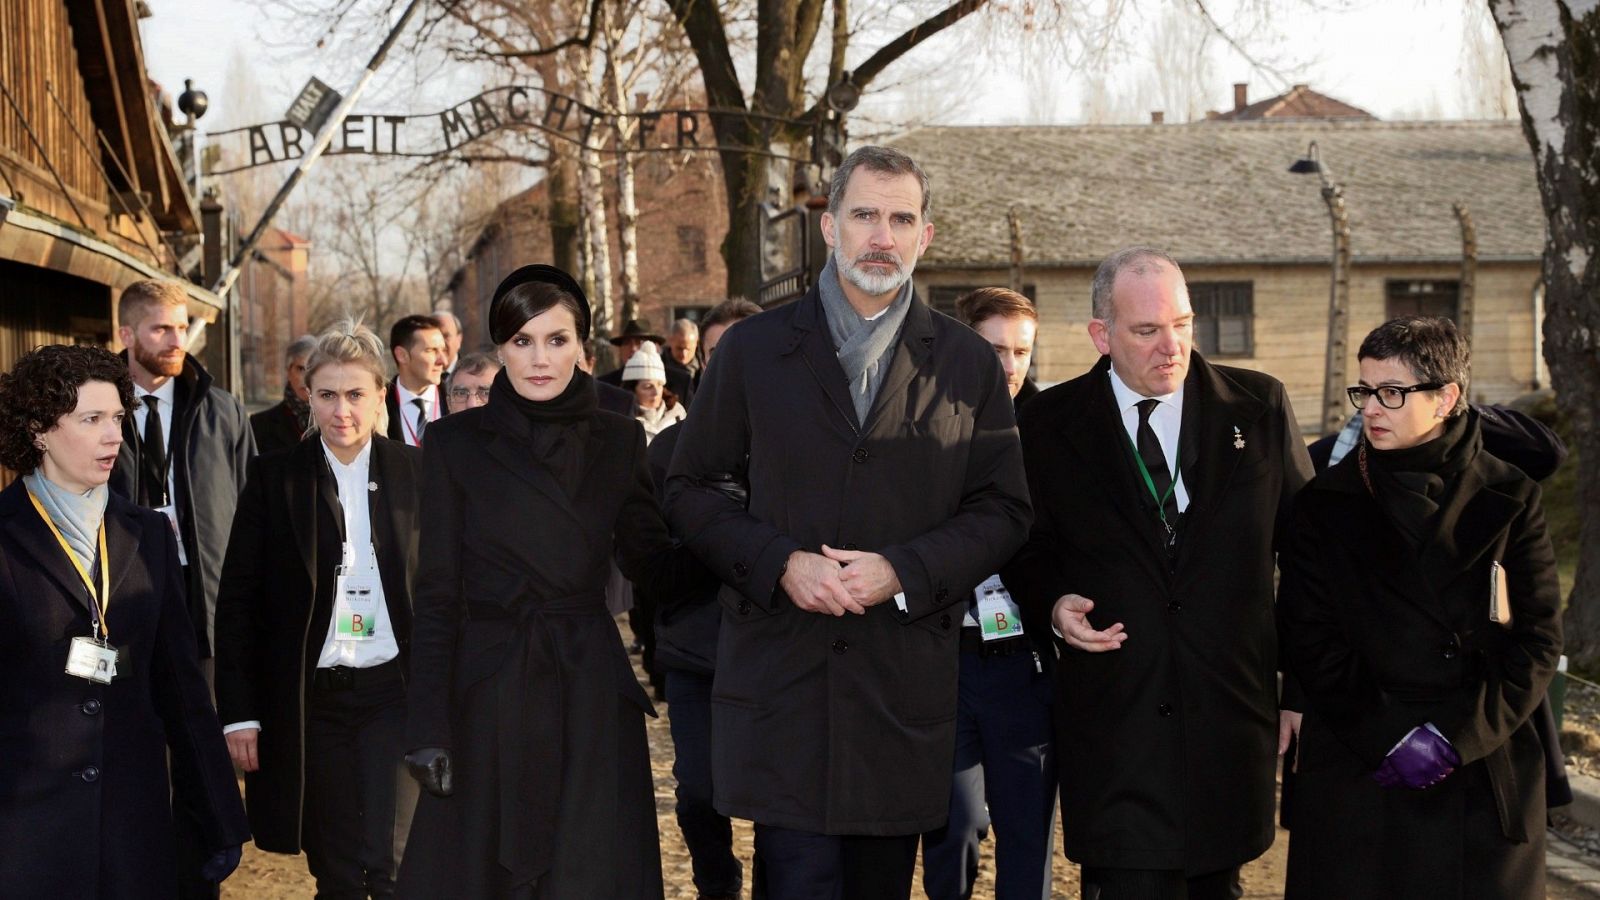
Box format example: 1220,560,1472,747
200,845,242,882
405,747,453,797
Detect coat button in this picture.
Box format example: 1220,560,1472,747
1167,601,1182,613
733,562,749,577
737,599,751,615
832,639,849,654
940,614,952,630
79,766,100,783
852,448,869,463
1442,645,1458,660
80,699,102,715
1158,703,1174,717
936,588,949,601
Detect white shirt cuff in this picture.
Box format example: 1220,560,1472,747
223,721,261,735
893,591,908,612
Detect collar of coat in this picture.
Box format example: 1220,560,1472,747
0,477,147,619
776,283,937,435
1307,412,1529,610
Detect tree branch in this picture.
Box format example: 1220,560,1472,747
807,0,988,119
491,0,604,58
667,0,748,112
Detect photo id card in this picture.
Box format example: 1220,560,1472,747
333,571,382,641
974,574,1025,642
66,636,118,684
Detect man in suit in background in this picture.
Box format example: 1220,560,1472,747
384,315,448,447
433,311,464,386
250,334,316,454
1002,247,1313,900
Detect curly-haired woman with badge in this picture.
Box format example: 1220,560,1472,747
0,343,248,897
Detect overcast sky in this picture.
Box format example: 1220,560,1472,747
141,0,1511,135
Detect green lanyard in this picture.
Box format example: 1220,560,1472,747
1123,428,1180,534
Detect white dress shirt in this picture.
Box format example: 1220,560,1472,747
394,381,441,447
223,439,398,737
315,439,399,668
1107,364,1190,513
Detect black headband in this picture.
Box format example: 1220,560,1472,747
490,264,592,341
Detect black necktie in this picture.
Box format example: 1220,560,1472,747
412,397,430,443
1136,398,1179,527
141,395,168,507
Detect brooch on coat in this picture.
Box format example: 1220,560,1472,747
1233,426,1245,450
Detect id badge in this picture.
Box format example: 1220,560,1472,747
974,574,1025,642
66,636,118,684
157,504,188,567
333,569,381,641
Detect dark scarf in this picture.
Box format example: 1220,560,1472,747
282,382,310,432
487,367,598,497
1360,408,1480,548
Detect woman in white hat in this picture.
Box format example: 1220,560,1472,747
622,341,685,443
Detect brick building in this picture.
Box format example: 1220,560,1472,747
446,150,729,352
235,227,312,404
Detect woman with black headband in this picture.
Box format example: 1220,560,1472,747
397,265,702,898
1278,316,1562,899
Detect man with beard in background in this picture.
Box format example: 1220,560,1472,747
111,278,255,900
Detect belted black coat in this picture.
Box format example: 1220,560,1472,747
665,286,1032,835
0,480,249,898
213,435,423,853
1001,353,1312,875
398,390,695,899
1278,416,1562,899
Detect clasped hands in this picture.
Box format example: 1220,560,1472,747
780,547,901,616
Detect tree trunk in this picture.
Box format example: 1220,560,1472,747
1490,0,1600,666
605,58,642,326
574,51,615,339
546,143,582,275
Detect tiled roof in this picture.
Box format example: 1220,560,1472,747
1209,85,1376,121
891,120,1544,269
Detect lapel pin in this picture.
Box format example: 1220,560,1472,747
1233,426,1246,450
368,481,378,492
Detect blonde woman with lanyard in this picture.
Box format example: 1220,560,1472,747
0,343,248,898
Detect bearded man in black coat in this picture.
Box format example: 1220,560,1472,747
667,147,1031,900
1002,247,1313,900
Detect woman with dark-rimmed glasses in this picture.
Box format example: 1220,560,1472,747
1277,316,1561,899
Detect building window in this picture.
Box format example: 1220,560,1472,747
671,305,711,323
678,226,707,273
1190,281,1254,357
1385,279,1460,322
925,284,1037,317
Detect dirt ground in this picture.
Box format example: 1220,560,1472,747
223,621,1292,899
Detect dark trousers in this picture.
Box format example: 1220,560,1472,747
922,642,1056,900
1081,866,1243,900
302,661,413,900
665,667,743,897
173,656,217,899
753,824,919,900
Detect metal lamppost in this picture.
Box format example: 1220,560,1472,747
1290,140,1352,436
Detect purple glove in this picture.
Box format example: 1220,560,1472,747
1373,725,1460,789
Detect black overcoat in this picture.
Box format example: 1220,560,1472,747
665,287,1032,835
214,435,423,853
0,480,249,898
249,399,306,456
1001,353,1312,875
398,395,684,899
1278,417,1562,899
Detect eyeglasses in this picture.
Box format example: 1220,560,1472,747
1346,382,1444,410
447,387,492,403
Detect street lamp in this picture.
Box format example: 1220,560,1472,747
1289,140,1352,437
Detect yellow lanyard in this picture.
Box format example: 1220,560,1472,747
27,489,112,643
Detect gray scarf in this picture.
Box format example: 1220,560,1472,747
24,472,108,576
817,254,913,425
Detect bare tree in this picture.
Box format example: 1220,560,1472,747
1489,0,1600,665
